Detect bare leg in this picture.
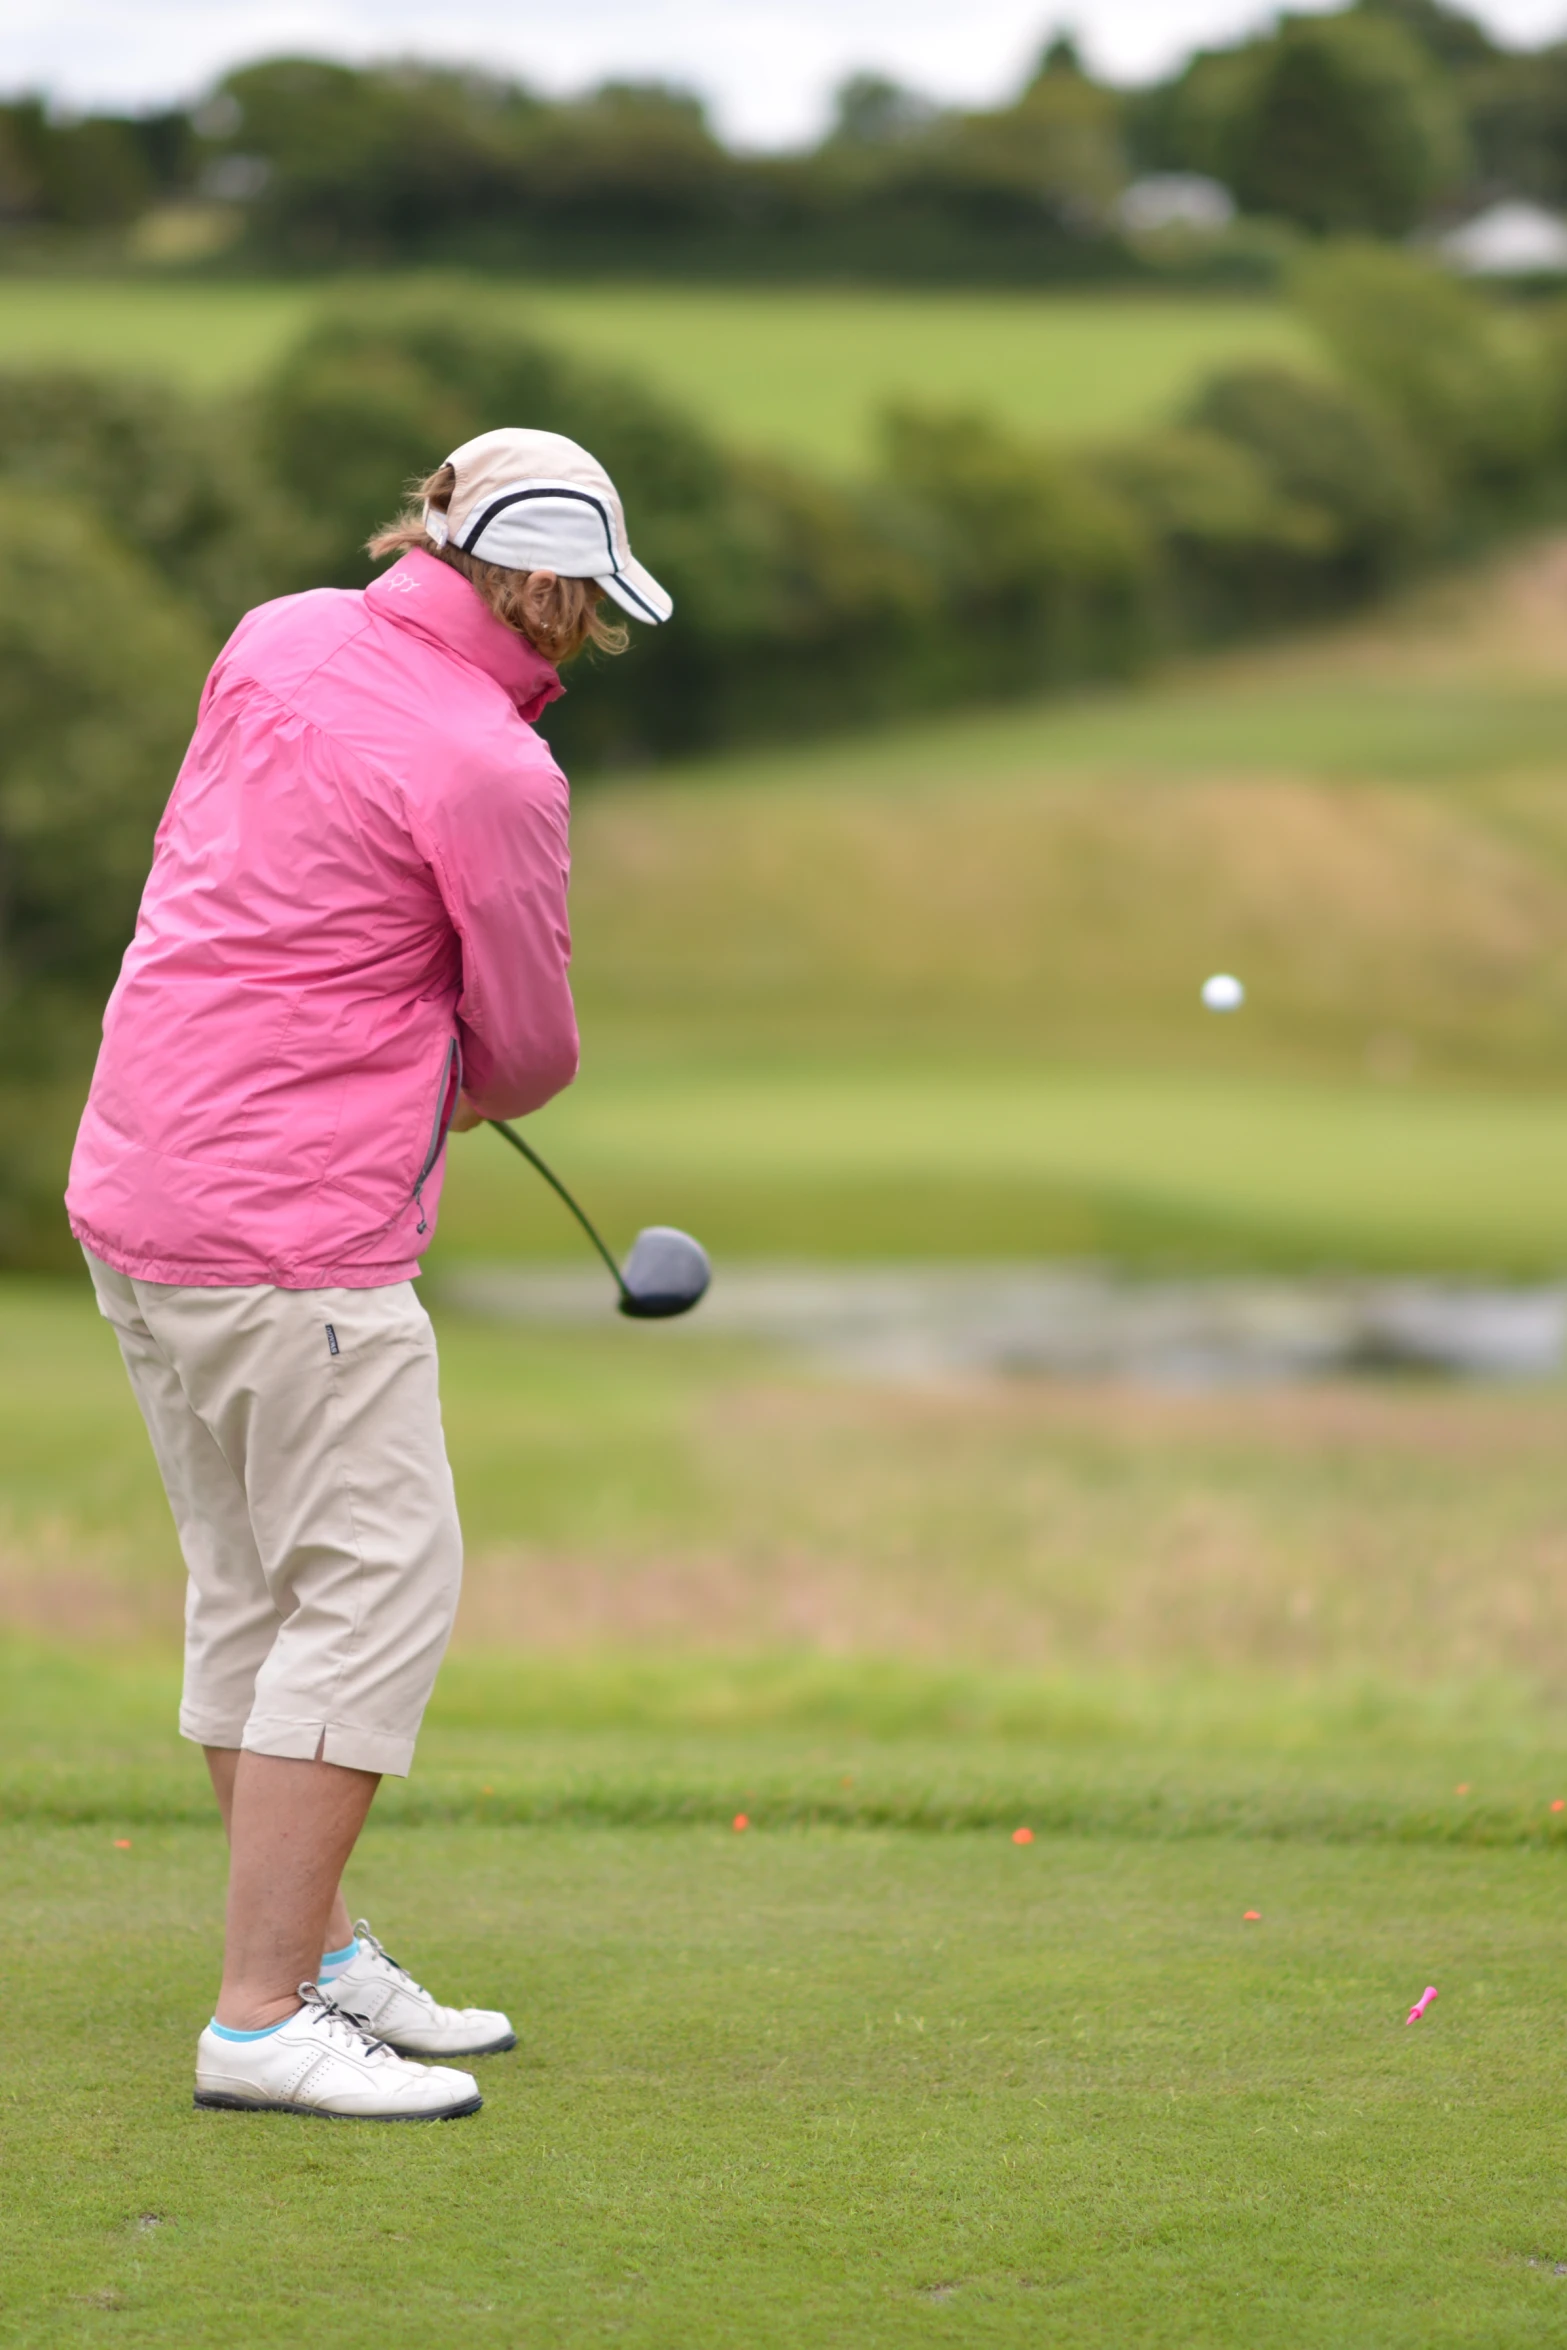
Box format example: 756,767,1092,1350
209,1750,379,2029
203,1743,240,1834
206,1745,355,1956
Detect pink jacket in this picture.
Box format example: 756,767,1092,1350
67,549,579,1288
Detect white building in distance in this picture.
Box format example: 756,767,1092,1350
1115,175,1236,236
1439,200,1567,277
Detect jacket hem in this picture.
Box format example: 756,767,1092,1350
70,1218,420,1292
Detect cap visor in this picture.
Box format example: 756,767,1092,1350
596,553,673,625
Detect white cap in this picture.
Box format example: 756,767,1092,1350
424,426,672,625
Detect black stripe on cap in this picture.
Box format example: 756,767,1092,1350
461,482,663,619
603,568,662,622
461,484,618,568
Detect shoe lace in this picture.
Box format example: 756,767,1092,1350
296,1980,396,2060
352,1920,423,1995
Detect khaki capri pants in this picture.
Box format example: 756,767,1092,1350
86,1253,463,1777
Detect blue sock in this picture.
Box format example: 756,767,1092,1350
209,2017,286,2042
318,1937,360,1983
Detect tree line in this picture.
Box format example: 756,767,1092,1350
3,3,1566,277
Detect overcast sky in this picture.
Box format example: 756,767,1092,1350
9,0,1567,147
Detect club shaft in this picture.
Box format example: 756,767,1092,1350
486,1120,630,1300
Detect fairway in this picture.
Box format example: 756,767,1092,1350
436,1062,1567,1273
0,278,1316,465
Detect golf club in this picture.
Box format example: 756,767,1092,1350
486,1119,711,1319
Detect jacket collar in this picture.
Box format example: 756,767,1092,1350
364,548,564,724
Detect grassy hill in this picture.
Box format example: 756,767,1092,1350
0,278,1316,466
432,539,1567,1275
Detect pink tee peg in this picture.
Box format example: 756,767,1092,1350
1405,1986,1438,2025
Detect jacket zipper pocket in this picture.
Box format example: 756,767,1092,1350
412,1036,461,1235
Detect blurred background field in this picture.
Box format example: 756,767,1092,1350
4,1255,1567,1679
0,278,1318,463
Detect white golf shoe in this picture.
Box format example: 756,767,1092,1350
325,1921,517,2059
194,1984,482,2121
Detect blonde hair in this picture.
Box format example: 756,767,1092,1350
367,463,630,666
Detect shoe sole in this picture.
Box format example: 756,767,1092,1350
194,2090,482,2122
380,2028,518,2059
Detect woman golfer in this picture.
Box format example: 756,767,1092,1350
67,429,671,2121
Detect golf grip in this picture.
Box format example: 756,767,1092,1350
485,1119,630,1300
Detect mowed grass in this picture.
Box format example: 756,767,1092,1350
9,1620,1567,2349
14,1806,1567,2350
0,277,1316,464
0,279,317,391
435,1061,1567,1273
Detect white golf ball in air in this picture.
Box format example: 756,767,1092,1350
1201,973,1245,1013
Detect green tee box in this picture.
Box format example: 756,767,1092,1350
6,1798,1567,2345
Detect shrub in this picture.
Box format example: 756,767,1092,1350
257,301,720,586
0,505,214,1263
1098,360,1435,640
260,306,1162,753
0,503,212,1031
0,369,301,630
877,406,1154,697
1222,12,1468,237
1295,243,1556,505
1187,363,1436,591
254,302,929,760
1096,425,1335,636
